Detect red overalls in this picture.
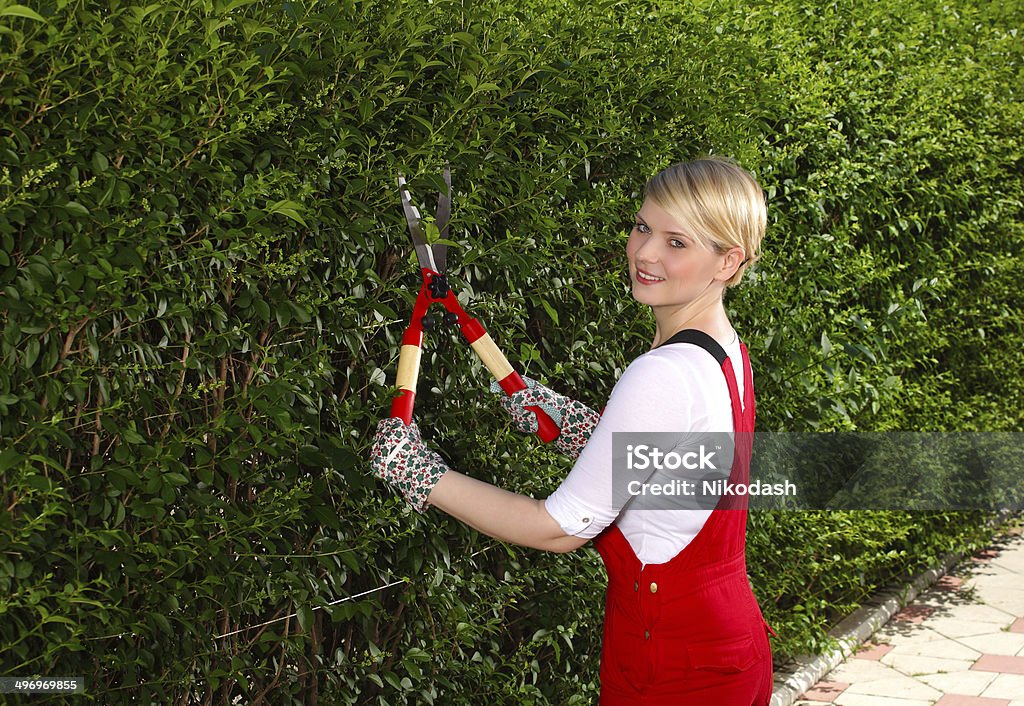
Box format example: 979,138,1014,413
594,330,773,705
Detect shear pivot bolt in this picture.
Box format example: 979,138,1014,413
428,274,449,299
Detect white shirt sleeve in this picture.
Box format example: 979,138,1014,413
543,345,715,539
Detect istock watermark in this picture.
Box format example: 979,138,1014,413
625,443,719,471
612,432,771,511
625,478,797,498
611,431,1024,512
750,432,1024,511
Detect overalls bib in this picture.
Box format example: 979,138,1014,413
593,330,774,705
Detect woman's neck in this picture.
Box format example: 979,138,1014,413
651,297,734,349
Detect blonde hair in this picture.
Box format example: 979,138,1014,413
644,156,766,287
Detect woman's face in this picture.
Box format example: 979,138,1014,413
626,199,730,311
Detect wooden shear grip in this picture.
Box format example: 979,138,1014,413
459,320,560,443
389,342,421,424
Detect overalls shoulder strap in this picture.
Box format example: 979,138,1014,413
658,328,728,363
659,328,754,421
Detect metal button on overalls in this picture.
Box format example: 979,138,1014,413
649,582,658,594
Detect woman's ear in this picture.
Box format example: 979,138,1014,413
715,246,747,282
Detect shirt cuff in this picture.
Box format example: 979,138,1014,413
544,495,602,539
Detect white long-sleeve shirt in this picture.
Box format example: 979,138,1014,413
544,337,746,565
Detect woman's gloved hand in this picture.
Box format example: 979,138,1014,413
491,377,600,459
370,418,449,512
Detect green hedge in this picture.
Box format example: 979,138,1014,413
0,0,1020,702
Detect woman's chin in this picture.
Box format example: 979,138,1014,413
630,284,658,305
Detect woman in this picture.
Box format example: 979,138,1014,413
370,156,773,704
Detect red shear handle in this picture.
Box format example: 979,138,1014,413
460,319,560,443
498,371,561,443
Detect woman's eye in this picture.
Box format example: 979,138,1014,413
634,222,651,234
669,238,686,248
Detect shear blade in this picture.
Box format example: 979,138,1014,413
431,166,452,274
398,174,438,272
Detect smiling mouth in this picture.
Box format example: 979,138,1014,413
636,269,665,284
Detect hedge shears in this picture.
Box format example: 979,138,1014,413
388,167,560,443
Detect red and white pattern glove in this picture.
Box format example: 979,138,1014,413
370,418,449,513
491,377,600,460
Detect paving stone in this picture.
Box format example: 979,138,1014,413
990,551,1024,574
971,579,1024,614
972,655,1024,675
933,695,1011,706
932,604,1014,626
826,658,902,684
893,605,939,624
959,632,1024,656
918,670,999,697
980,598,1024,618
1008,618,1024,634
980,673,1024,700
833,693,933,706
973,549,1001,563
918,588,977,604
887,635,982,661
968,573,1024,593
842,673,942,700
917,595,977,613
927,617,1015,639
799,681,850,702
876,625,952,645
934,575,966,591
881,652,974,676
855,642,894,660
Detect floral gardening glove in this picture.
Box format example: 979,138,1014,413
370,418,449,513
491,377,600,460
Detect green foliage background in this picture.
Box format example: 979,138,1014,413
0,0,1020,702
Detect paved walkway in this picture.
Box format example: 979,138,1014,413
793,527,1024,706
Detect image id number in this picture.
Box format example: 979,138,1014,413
0,677,84,693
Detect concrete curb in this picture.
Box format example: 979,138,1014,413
768,548,963,706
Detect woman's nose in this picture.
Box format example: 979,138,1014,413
633,238,659,263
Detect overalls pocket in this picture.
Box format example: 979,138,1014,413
685,633,758,674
